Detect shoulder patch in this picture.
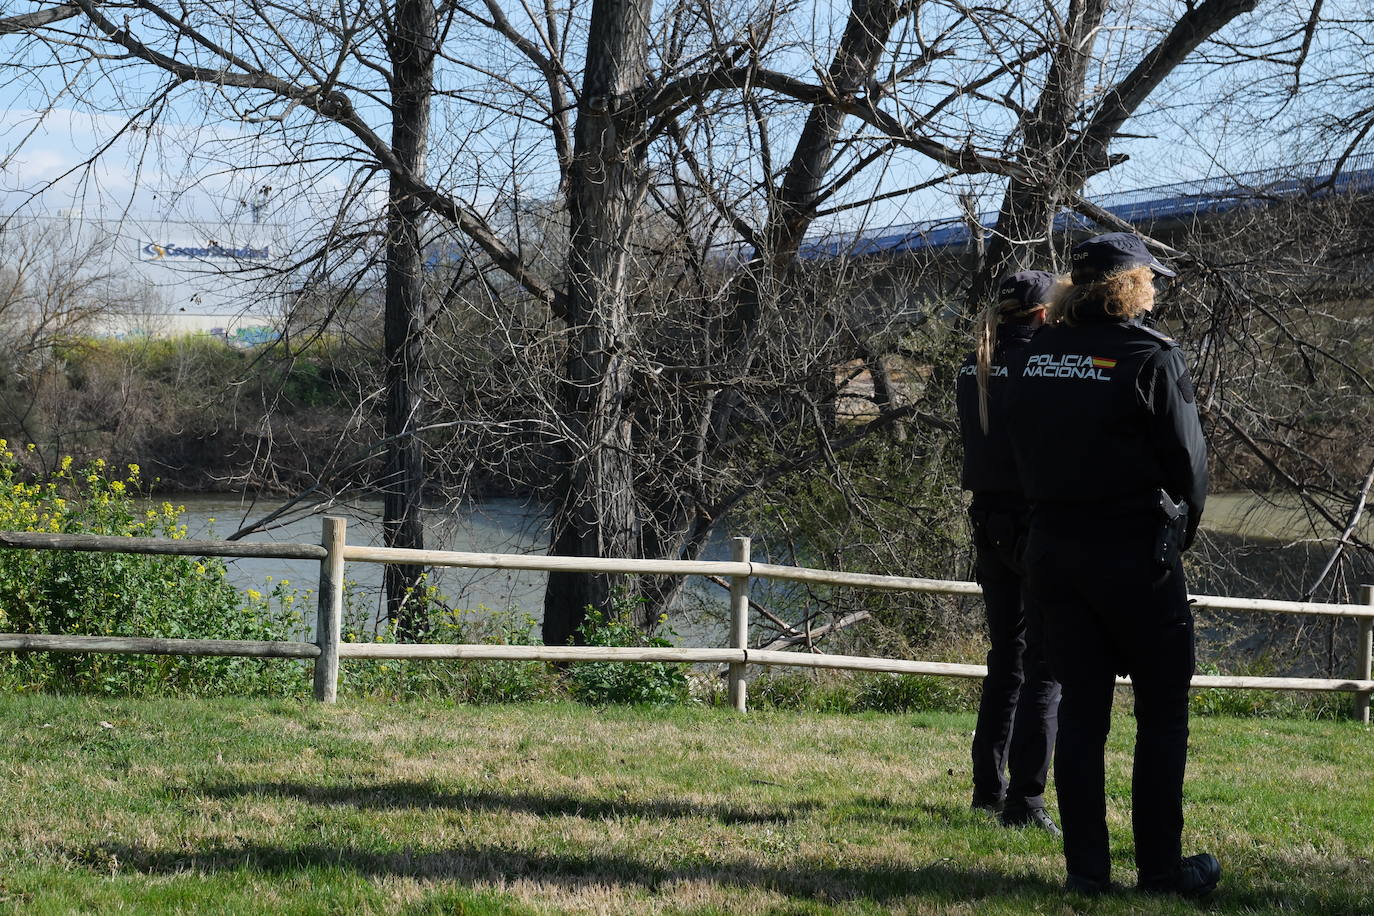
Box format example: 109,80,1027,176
1124,322,1179,349
1176,375,1195,403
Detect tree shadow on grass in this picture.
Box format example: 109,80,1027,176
68,839,1373,913
68,839,1063,908
829,797,1008,833
190,780,820,825
145,783,1372,912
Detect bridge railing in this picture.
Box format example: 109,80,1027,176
2,518,1371,721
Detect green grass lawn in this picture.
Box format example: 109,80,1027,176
0,694,1370,915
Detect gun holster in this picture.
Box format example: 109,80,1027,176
1153,489,1189,574
969,506,1029,575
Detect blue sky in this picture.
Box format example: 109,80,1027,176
0,0,1351,247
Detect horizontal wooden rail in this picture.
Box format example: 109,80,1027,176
339,644,744,662
1186,594,1373,618
0,530,327,561
0,633,321,658
341,544,752,577
1185,673,1374,693
5,633,1368,695
748,562,984,595
747,649,987,678
749,650,1374,692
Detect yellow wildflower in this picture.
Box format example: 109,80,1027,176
110,481,126,494
60,456,73,472
246,589,263,601
127,463,140,478
26,443,35,451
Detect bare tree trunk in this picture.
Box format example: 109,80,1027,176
765,0,902,268
382,0,436,638
969,0,1259,310
968,0,1109,308
542,0,652,645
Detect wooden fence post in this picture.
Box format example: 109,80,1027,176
313,516,347,703
1358,585,1373,725
728,536,751,713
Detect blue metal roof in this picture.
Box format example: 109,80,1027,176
795,154,1374,260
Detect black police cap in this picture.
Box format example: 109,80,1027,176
1070,232,1177,284
997,270,1056,308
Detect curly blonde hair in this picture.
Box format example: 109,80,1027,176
1049,266,1155,326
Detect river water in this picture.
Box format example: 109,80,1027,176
175,494,728,645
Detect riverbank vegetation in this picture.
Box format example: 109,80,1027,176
1,333,380,496
1,695,1370,915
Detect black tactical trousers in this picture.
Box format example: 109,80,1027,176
970,507,1061,814
1023,511,1195,884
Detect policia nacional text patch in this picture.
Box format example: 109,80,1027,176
1022,353,1116,381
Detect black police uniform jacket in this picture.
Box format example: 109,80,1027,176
1004,315,1207,546
955,322,1037,503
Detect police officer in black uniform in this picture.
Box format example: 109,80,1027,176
1005,233,1219,896
955,271,1062,834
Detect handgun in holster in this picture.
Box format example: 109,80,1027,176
1153,489,1189,570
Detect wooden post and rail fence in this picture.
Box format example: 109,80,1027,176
1,518,1372,722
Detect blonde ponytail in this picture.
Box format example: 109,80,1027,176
974,283,1060,433
974,304,1000,434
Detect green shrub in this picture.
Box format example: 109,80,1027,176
747,670,975,713
0,446,307,696
565,605,688,706
748,670,826,710
339,593,561,703
851,672,973,713
1189,661,1351,720
749,670,854,712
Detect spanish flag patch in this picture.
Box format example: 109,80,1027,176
1091,357,1117,369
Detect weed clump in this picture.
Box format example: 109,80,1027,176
1190,661,1353,720
565,605,689,706
747,669,976,713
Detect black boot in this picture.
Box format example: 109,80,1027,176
1137,853,1221,897
1001,804,1061,837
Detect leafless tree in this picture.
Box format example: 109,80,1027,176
967,0,1261,305
0,220,146,466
